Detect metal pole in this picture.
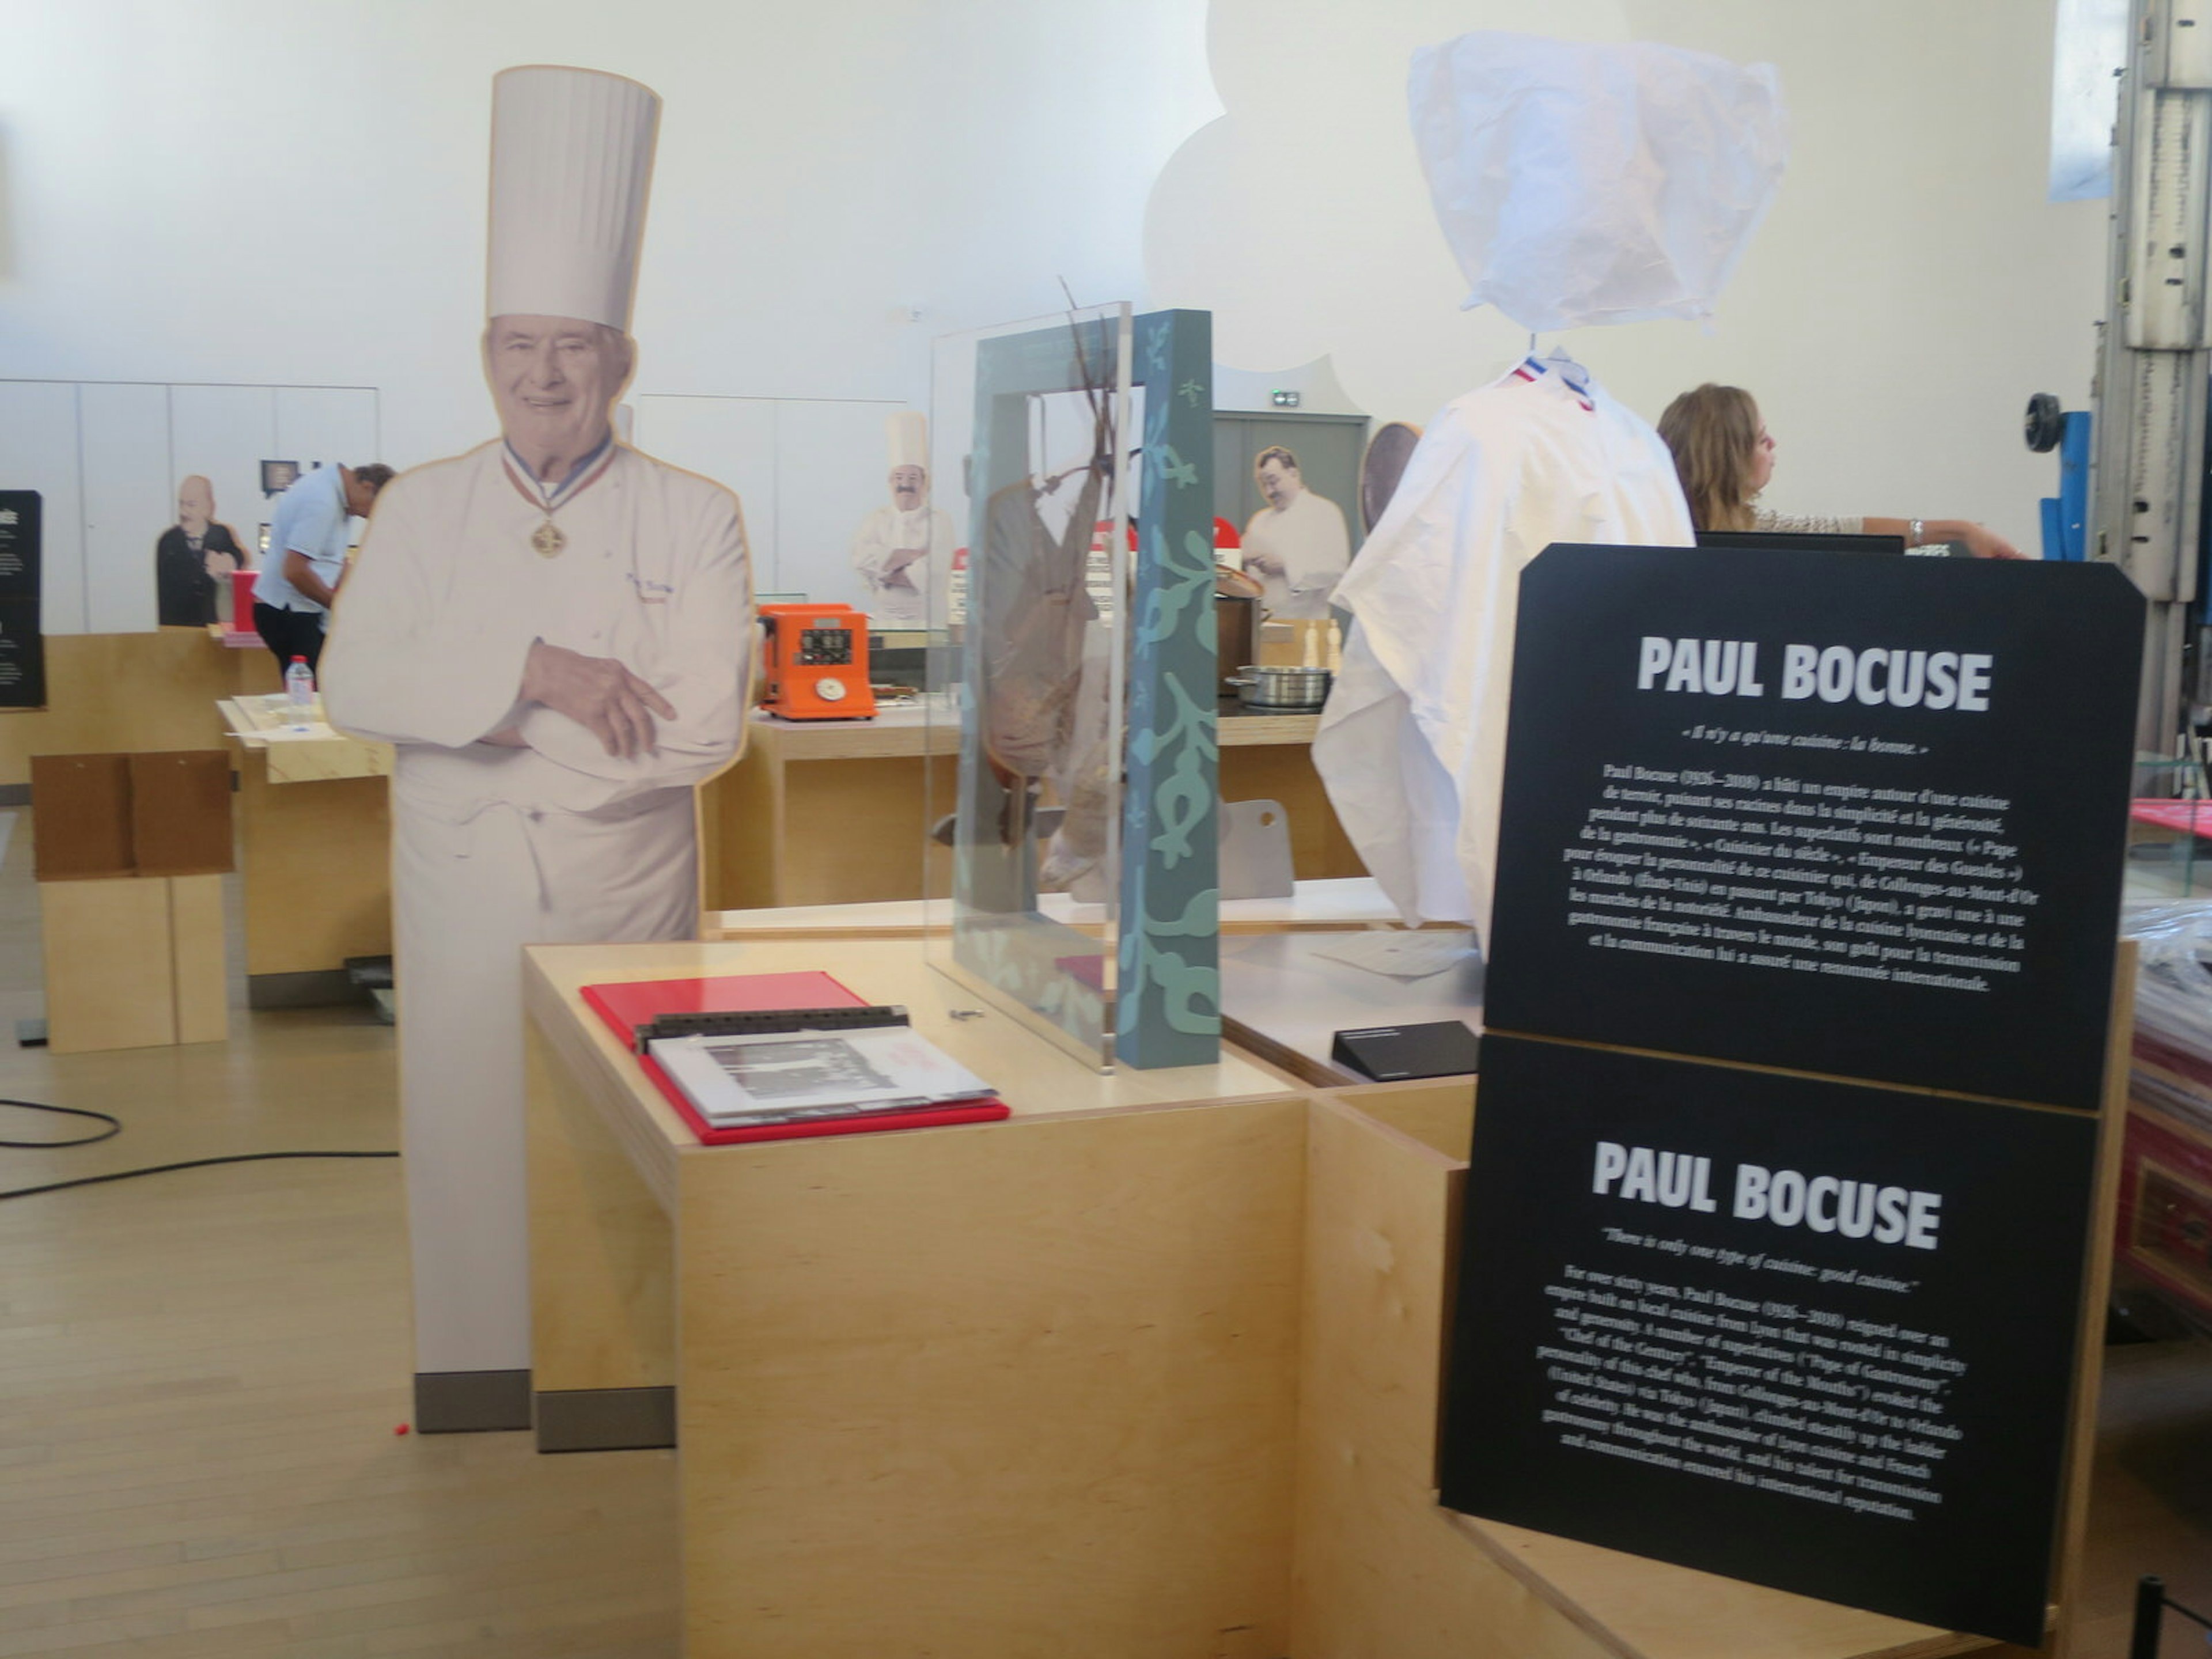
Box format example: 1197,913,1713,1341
2090,0,2212,756
2131,1573,2166,1659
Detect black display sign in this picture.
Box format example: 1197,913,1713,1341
1484,547,2142,1110
0,493,44,711
1330,1019,1480,1081
1441,1034,2095,1646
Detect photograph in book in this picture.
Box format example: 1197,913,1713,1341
649,1027,995,1124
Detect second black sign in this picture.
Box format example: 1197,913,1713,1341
1440,1033,2096,1646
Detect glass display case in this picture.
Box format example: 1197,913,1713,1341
924,307,1221,1069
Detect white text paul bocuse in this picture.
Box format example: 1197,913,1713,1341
1637,637,1995,712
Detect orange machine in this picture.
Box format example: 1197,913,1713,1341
759,603,878,720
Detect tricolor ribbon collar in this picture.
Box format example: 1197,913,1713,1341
501,435,618,513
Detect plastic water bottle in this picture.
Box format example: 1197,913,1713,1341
285,656,316,731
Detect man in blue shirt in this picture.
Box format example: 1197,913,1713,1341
252,461,393,673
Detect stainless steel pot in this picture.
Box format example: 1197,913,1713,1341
1226,664,1332,711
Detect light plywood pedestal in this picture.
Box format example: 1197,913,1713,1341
526,938,1300,1659
525,933,2043,1659
219,697,393,1005
39,873,227,1052
699,711,959,910
1220,729,1363,881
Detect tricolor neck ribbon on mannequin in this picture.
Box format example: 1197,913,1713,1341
1513,353,1596,412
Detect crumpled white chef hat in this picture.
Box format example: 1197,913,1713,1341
487,65,661,329
1408,31,1786,332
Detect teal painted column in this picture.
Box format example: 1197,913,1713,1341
1117,310,1219,1067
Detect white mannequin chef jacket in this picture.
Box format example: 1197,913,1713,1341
1313,358,1692,939
320,438,749,1373
850,502,956,624
1242,487,1351,620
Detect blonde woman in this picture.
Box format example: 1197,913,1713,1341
1657,384,2021,559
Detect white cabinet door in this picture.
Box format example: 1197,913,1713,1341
0,382,86,633
632,395,779,583
634,394,908,606
79,382,169,634
775,399,906,611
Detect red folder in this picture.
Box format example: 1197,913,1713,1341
2131,798,2212,836
580,972,1010,1145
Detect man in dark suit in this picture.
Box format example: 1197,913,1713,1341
155,476,252,627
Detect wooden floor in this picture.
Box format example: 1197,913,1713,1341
0,812,676,1657
2075,1336,2212,1657
0,804,2209,1657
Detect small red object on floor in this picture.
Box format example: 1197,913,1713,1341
394,1424,410,1436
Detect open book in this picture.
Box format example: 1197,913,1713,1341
649,1025,997,1128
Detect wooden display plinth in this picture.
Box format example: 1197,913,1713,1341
32,747,234,1052
218,697,393,1006
40,873,226,1052
525,938,1300,1656
524,934,2053,1658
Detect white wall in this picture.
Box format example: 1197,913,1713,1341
0,380,376,632
1149,0,2108,550
633,392,903,603
0,0,2110,615
0,0,1218,517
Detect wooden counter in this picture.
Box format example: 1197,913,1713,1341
699,702,1365,911
524,936,1303,1656
218,695,393,1005
204,677,1366,995
0,630,280,791
524,932,2029,1659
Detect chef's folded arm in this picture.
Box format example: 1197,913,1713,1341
324,477,753,790
320,483,540,751
512,494,751,792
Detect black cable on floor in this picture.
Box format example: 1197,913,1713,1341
0,1098,397,1202
0,1097,120,1147
0,1149,398,1202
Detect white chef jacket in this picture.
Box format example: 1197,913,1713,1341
325,440,749,825
1242,488,1351,619
1312,360,1692,938
850,502,956,624
320,438,751,1375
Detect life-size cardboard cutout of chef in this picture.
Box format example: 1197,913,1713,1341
849,411,955,624
321,65,751,1427
1239,445,1350,620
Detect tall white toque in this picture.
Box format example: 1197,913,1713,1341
486,65,661,329
886,411,929,472
1408,32,1785,332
